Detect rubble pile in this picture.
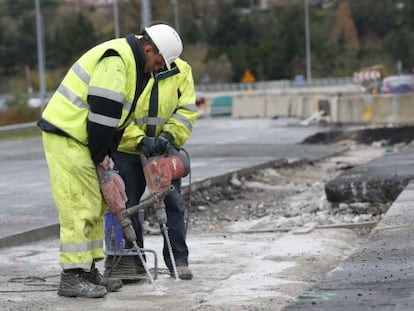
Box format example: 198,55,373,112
186,152,390,235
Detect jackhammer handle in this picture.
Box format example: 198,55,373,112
123,186,174,218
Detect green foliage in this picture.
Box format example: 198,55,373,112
384,28,414,69
0,17,20,76
0,0,61,74
255,5,305,79
1,0,414,89
349,0,414,73
47,10,99,69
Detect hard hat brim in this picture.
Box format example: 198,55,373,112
162,55,171,70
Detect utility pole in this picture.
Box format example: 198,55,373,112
304,0,312,83
35,0,46,110
141,0,151,29
171,0,180,33
113,0,120,38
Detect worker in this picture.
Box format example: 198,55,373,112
103,56,198,281
37,24,183,298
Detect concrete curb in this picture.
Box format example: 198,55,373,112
0,223,59,249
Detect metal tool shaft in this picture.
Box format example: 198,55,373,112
161,223,179,281
124,186,173,217
131,241,159,290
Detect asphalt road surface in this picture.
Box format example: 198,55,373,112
0,117,340,241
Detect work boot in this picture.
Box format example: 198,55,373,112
172,266,193,280
82,266,123,292
58,270,107,298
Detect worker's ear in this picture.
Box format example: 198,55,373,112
142,43,154,55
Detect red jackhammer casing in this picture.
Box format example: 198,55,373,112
143,151,190,194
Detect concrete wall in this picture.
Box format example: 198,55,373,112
209,91,414,125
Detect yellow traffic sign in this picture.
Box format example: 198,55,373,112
241,69,256,83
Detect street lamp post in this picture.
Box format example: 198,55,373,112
304,0,312,83
141,0,151,29
395,1,405,74
113,0,120,38
171,0,180,33
35,0,46,110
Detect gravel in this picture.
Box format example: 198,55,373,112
182,143,391,235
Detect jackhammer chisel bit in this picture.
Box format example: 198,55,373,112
155,202,179,281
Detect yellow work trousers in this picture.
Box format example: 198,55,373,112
42,132,105,271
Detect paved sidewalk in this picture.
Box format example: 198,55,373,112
285,143,414,310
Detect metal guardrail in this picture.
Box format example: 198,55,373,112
0,78,356,107
196,77,355,93
0,122,38,133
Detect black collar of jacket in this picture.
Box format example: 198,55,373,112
126,33,149,87
155,64,180,81
119,33,151,130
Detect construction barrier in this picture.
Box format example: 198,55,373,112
3,93,414,133
210,96,233,117
206,91,414,125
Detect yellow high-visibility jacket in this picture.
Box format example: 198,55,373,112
39,35,150,164
118,58,198,154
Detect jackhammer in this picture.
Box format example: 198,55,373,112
101,148,190,284
139,149,190,280
97,164,158,288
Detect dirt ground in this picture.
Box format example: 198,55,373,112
0,142,393,311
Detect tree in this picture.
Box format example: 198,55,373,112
256,5,306,79
47,10,99,69
330,0,359,51
2,0,414,90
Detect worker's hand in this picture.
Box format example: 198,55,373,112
153,132,173,155
97,155,114,171
136,137,154,157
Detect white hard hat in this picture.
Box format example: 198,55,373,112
145,24,183,70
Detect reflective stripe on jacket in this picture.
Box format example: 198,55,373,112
41,37,139,145
118,58,198,154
